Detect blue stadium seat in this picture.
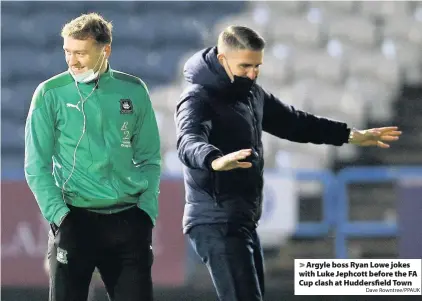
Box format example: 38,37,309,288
2,47,66,82
108,13,204,49
1,119,25,151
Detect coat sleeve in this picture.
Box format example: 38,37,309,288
262,88,350,146
175,95,223,170
132,85,162,225
24,85,70,226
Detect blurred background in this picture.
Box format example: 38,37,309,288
2,1,422,300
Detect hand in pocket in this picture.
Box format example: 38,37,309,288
51,213,76,257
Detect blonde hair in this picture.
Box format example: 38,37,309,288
61,13,113,45
218,25,265,53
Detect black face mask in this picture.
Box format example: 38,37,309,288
231,75,256,94
222,57,256,97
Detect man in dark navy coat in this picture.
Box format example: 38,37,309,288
175,25,401,301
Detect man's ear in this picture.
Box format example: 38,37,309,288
216,53,225,65
104,44,112,59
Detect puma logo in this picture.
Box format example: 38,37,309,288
66,101,81,111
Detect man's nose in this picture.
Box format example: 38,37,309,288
67,54,78,65
247,69,258,80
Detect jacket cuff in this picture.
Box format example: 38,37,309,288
345,128,352,144
53,206,71,226
205,149,223,171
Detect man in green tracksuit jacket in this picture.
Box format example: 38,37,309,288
24,13,161,301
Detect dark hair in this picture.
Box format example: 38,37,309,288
218,25,266,51
61,13,113,45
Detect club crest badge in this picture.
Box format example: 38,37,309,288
56,247,68,264
120,99,133,114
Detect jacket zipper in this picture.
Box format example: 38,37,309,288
247,96,259,149
97,96,119,198
247,95,262,224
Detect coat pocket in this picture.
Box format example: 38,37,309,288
210,172,221,207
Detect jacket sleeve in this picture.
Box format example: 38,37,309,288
175,95,223,170
262,88,350,146
132,86,162,225
24,85,70,226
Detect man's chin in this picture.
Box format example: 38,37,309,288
71,68,85,74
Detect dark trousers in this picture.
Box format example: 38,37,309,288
48,205,154,301
188,223,265,301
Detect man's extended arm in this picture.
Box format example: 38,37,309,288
262,88,350,145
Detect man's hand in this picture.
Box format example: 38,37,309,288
349,126,402,148
211,149,253,171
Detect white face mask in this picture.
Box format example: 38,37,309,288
69,48,106,83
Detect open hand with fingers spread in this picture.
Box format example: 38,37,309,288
211,149,253,171
348,126,402,148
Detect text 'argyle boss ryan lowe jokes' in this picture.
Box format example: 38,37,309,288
294,259,421,295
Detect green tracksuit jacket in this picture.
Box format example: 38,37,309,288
24,67,161,226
